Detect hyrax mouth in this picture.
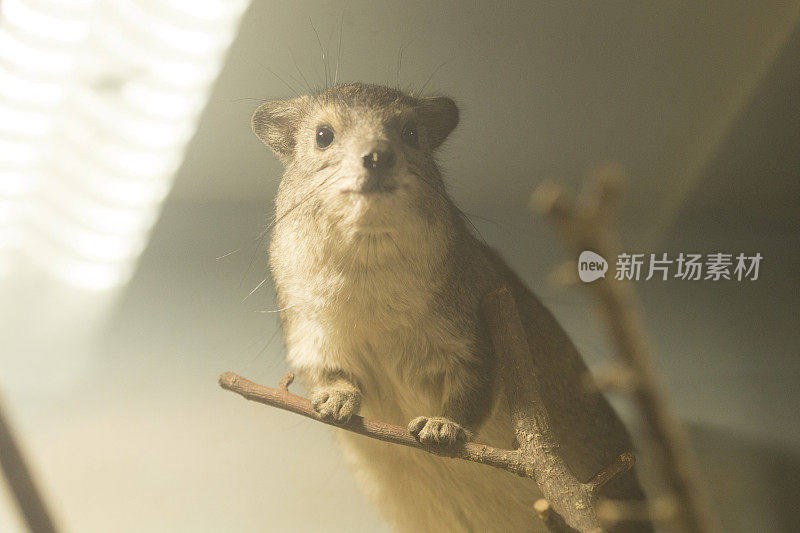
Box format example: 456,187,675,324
341,172,399,195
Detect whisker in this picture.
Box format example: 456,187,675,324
247,323,283,366
238,223,272,289
334,11,344,85
387,233,409,265
239,171,343,287
229,97,268,103
418,57,451,95
257,61,301,96
460,212,498,225
216,249,240,260
310,18,328,90
267,173,340,233
345,235,362,301
289,48,312,92
396,41,404,89
363,235,372,293
242,277,268,303
256,304,297,313
459,208,488,244
409,168,488,244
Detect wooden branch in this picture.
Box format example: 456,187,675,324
535,499,581,533
532,164,719,533
0,399,58,533
219,371,534,477
484,287,632,532
220,286,635,533
597,495,679,526
585,365,638,394
587,452,637,493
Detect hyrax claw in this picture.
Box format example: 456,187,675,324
311,388,361,423
407,416,468,446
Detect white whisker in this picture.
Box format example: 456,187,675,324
216,249,240,260
242,278,268,303
256,304,297,313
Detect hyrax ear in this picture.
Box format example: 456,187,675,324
418,96,459,149
251,97,308,161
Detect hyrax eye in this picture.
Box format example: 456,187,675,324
401,121,419,147
316,125,334,149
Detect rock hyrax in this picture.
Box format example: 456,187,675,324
252,83,650,532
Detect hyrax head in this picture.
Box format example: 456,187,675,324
252,83,459,238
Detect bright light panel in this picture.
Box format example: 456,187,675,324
0,0,250,291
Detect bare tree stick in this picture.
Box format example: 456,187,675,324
532,165,719,533
484,287,628,533
598,496,679,526
587,452,636,493
535,499,581,533
546,260,580,287
585,365,638,394
219,287,636,533
0,399,58,533
219,371,534,476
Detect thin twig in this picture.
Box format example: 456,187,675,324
597,495,679,526
483,287,633,532
0,399,58,533
532,164,719,533
219,286,636,533
584,364,638,394
535,499,581,533
219,371,532,476
587,452,637,493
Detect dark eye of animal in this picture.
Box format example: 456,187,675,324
401,121,419,147
316,125,334,149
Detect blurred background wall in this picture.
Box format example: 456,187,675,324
1,1,799,531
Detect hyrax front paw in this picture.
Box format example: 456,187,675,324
408,416,469,446
311,388,361,424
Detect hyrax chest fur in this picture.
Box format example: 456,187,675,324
253,83,650,532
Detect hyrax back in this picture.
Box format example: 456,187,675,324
252,83,650,532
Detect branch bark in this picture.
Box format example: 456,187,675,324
483,287,633,532
220,286,634,533
219,371,534,476
532,164,719,533
535,499,581,533
0,399,58,533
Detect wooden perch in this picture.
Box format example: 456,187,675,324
483,287,634,532
220,369,537,476
0,399,58,533
532,164,719,533
220,286,635,533
535,499,581,533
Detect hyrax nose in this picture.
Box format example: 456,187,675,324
362,142,396,171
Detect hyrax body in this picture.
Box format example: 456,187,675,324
253,83,650,532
